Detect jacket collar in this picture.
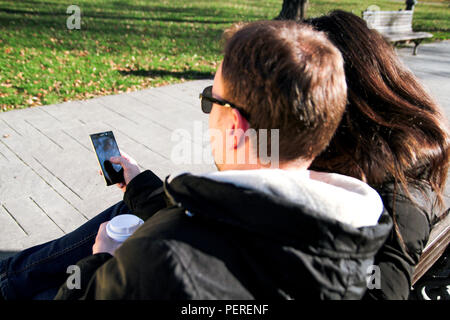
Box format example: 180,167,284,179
164,171,392,258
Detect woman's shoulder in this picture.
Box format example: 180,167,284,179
375,182,433,262
376,182,435,222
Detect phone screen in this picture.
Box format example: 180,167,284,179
90,131,124,186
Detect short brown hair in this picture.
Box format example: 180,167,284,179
221,20,347,161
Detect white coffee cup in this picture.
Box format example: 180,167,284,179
106,214,144,243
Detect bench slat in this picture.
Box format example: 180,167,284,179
382,32,433,42
412,214,450,285
376,26,413,33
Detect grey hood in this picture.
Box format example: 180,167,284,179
202,169,384,228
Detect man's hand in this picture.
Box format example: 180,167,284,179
92,222,122,256
109,151,141,192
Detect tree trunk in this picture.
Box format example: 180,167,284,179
405,0,417,11
275,0,309,21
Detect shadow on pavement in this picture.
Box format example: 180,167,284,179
119,69,214,80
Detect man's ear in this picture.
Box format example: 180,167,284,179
230,109,250,149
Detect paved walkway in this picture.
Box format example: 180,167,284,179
0,41,449,258
0,80,216,256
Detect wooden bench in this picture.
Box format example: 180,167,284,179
362,10,432,55
412,212,449,285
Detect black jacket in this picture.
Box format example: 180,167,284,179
55,170,392,300
362,183,434,300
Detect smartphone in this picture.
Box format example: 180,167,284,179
89,131,125,186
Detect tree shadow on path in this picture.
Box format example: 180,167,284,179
119,69,214,80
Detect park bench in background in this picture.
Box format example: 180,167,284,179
362,10,432,55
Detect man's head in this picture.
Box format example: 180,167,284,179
206,21,347,171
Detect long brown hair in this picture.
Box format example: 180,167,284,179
305,11,449,218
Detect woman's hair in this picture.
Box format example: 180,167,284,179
305,11,449,214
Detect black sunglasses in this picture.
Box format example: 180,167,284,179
199,86,250,121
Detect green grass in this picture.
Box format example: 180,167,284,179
0,0,448,111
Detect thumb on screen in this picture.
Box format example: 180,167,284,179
109,156,125,166
119,151,138,165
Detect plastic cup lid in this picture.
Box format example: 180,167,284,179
106,214,144,242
